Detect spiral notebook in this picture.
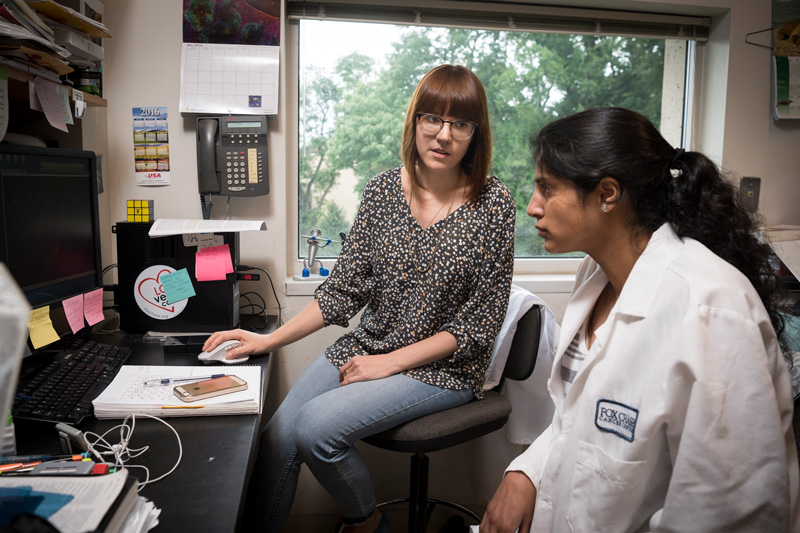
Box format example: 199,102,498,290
92,365,262,418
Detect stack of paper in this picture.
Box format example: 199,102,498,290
0,469,149,533
763,225,800,282
763,225,800,243
92,365,262,418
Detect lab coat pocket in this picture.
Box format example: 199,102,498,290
566,440,648,533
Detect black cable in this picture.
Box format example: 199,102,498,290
236,264,283,327
239,292,268,331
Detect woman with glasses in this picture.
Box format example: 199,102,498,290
480,107,799,532
203,64,515,533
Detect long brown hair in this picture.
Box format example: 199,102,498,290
401,64,492,203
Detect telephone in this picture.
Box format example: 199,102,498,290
196,115,269,196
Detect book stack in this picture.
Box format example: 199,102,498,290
0,0,52,41
0,0,112,89
0,469,160,533
27,0,111,95
0,0,69,82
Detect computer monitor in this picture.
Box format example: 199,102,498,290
0,144,103,311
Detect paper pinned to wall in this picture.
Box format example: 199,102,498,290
33,77,68,132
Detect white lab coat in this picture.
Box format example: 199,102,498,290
507,224,800,532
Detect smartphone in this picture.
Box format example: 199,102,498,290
173,375,248,402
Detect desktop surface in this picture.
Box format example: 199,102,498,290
14,322,275,533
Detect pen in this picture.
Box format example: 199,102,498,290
144,374,226,386
161,405,205,409
0,453,88,465
0,461,42,473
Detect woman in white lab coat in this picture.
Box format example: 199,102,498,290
480,107,799,532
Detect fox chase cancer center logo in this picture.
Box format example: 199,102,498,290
134,265,188,320
595,399,639,442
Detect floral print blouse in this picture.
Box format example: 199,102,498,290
314,167,515,398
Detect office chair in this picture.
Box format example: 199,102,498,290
363,305,543,532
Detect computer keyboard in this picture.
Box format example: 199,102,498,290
13,339,132,425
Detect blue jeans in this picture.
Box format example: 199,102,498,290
243,353,474,531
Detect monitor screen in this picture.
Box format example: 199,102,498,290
0,145,102,309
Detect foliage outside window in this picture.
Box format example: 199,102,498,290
299,21,679,259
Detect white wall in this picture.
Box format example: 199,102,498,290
97,0,800,527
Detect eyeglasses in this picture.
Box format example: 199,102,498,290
416,113,477,141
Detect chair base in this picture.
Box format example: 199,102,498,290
377,496,481,526
375,452,480,533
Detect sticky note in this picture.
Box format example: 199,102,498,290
84,288,105,326
160,268,196,304
195,244,233,281
27,306,60,349
62,293,85,334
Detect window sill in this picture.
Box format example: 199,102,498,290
284,273,575,297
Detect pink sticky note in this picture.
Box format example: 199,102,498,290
202,244,234,273
62,293,85,334
84,288,105,326
195,244,233,281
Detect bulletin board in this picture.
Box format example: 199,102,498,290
773,0,800,119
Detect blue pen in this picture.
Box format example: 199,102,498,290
143,374,226,386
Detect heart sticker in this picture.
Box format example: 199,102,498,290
134,265,188,320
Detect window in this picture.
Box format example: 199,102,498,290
293,6,703,272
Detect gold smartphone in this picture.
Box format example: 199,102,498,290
173,375,248,403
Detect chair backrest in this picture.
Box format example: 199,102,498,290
501,304,542,384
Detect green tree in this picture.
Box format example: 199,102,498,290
299,24,667,258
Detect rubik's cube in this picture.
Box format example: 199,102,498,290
127,200,154,222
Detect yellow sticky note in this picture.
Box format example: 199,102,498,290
28,306,60,349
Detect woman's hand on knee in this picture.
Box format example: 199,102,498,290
480,471,536,533
339,355,399,386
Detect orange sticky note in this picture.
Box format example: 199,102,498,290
62,293,85,334
84,288,105,326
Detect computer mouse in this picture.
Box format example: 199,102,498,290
197,340,249,364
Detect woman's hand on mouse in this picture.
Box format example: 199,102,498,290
203,329,273,359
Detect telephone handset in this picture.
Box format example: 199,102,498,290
196,115,269,197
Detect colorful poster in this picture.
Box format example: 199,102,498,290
774,56,800,119
180,0,280,115
132,107,171,185
773,0,800,119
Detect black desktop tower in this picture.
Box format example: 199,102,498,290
113,222,240,333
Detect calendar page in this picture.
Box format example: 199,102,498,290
179,42,279,115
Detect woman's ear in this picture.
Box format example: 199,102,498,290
596,177,622,209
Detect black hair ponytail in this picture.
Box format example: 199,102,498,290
666,150,784,340
532,107,785,341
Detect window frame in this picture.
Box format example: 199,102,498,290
286,15,698,279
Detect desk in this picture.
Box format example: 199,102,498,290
14,322,275,533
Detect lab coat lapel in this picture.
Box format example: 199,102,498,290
549,262,608,403
613,224,683,320
550,225,683,406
